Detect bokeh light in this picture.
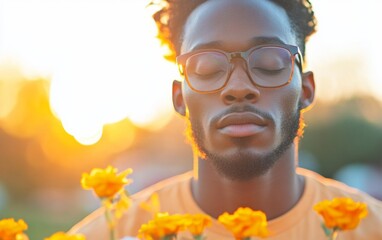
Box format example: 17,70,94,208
0,0,178,145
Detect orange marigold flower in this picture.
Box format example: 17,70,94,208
44,232,86,240
81,165,133,198
183,214,212,237
314,197,368,231
218,207,269,240
138,213,185,239
0,218,28,240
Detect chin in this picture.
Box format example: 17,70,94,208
206,150,277,181
199,136,295,181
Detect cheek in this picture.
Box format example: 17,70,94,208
183,87,210,124
262,77,302,124
280,74,302,108
183,86,199,116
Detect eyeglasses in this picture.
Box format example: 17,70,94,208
176,44,303,93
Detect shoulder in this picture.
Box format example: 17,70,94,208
298,167,381,203
121,171,194,236
131,171,193,203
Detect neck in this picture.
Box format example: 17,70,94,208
191,142,305,220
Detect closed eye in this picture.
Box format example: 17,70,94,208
252,67,285,75
193,70,226,79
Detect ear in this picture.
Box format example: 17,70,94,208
300,71,315,112
172,80,186,116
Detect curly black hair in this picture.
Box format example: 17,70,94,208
151,0,317,62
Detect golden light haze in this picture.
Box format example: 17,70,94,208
1,2,382,239
0,0,381,145
0,0,178,145
308,0,382,102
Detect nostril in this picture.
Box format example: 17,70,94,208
245,93,256,101
225,95,236,102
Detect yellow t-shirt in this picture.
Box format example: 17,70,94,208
69,168,382,239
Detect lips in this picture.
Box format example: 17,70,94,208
217,112,267,137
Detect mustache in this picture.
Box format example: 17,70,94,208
211,105,274,124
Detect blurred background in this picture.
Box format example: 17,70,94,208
0,0,382,238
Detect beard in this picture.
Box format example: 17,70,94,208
186,103,303,181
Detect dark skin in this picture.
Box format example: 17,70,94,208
172,0,315,220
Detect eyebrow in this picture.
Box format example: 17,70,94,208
190,36,287,52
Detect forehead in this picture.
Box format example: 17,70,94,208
181,0,296,54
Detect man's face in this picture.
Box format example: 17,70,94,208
175,0,312,180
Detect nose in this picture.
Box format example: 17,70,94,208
220,62,260,105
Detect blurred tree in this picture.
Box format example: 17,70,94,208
300,96,382,177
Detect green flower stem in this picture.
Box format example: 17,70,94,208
322,224,339,240
328,230,339,240
321,224,340,240
103,199,117,240
161,235,177,240
193,235,204,240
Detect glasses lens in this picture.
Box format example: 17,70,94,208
248,47,293,87
185,52,229,92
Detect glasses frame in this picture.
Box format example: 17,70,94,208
176,44,303,94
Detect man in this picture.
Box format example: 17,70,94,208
70,0,382,239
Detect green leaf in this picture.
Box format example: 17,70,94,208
162,234,177,240
321,223,334,237
193,235,204,240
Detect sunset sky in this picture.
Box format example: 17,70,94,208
0,0,381,144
